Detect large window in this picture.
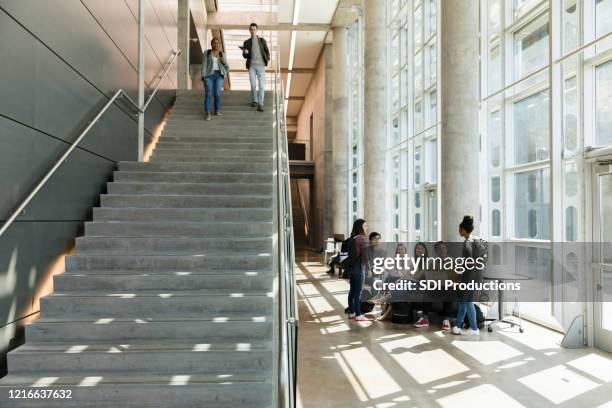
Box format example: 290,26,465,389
480,0,612,328
513,89,550,165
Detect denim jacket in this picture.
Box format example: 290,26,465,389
201,50,229,78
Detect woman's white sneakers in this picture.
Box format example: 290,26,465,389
452,326,480,336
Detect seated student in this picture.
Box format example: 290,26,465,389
412,242,431,328
375,243,409,321
364,232,386,288
433,241,455,330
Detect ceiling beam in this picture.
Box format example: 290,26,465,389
207,11,329,31
332,0,360,27
204,0,217,12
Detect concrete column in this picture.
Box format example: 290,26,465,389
177,0,190,89
440,0,480,240
332,27,349,237
363,0,387,235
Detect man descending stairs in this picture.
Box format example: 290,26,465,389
0,90,276,407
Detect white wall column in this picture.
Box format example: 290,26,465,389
332,26,349,237
440,0,480,240
177,0,190,89
363,0,387,234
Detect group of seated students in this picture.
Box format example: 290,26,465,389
327,215,483,335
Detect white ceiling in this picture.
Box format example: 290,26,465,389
217,0,340,118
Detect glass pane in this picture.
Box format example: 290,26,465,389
488,44,502,94
491,176,501,202
429,0,437,36
492,209,501,236
565,162,578,197
426,138,437,182
428,90,437,127
414,50,423,95
515,168,550,239
566,206,577,241
429,190,438,240
415,165,422,185
562,0,579,53
415,192,421,208
415,4,423,50
489,106,502,168
415,100,423,132
600,174,612,264
415,213,421,230
428,44,437,87
488,0,501,37
596,60,612,146
513,89,550,165
563,75,579,151
596,0,612,52
513,13,549,81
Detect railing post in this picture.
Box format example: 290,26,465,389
137,0,145,162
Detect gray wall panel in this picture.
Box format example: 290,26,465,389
1,0,139,100
0,0,178,376
0,116,116,221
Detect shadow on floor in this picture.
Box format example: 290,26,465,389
294,250,612,408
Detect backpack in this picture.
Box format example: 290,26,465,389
391,302,414,324
360,288,375,313
471,235,488,267
462,303,485,329
342,236,361,269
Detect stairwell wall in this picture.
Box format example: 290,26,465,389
0,0,178,377
295,45,333,251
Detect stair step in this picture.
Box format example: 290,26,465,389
7,341,272,374
40,293,273,318
107,181,273,195
92,207,272,222
65,253,272,271
0,372,272,408
156,135,272,144
153,144,272,152
54,272,272,292
100,194,272,209
155,139,272,147
118,161,272,173
149,154,271,163
113,171,272,184
76,236,271,254
26,317,272,342
84,220,273,237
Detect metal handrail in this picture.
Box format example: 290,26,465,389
274,45,298,408
0,50,180,240
143,50,181,111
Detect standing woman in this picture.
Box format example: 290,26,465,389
452,215,481,336
346,218,371,322
201,38,229,121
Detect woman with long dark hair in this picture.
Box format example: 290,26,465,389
201,37,229,121
452,215,481,336
346,218,371,321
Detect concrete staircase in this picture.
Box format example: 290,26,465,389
0,90,276,407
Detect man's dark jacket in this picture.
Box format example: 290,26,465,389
242,36,271,69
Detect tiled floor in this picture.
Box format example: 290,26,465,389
294,250,612,408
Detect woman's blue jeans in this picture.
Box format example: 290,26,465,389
347,263,364,316
204,71,224,113
456,301,477,330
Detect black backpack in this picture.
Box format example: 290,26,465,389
391,302,414,324
343,236,360,268
462,303,485,329
360,288,375,313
